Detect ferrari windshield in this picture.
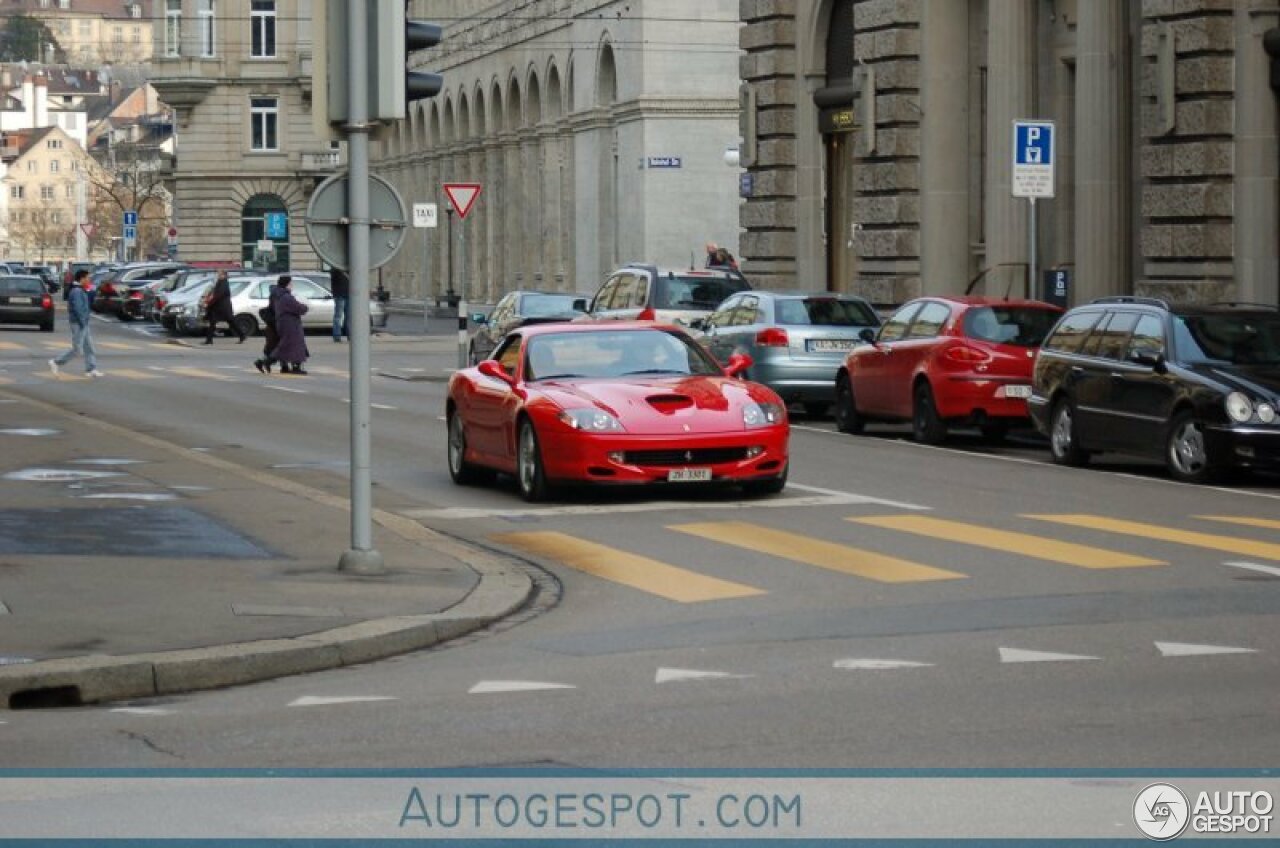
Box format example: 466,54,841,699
1173,313,1280,366
525,328,723,381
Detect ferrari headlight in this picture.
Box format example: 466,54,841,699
1257,402,1276,424
743,402,785,428
1225,392,1253,424
558,409,625,432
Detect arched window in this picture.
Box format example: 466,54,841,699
241,193,288,272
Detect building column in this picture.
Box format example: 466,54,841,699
920,0,970,295
1235,4,1279,305
984,0,1034,296
558,119,575,290
538,123,563,290
520,130,542,285
500,133,523,287
483,138,504,303
1074,0,1129,303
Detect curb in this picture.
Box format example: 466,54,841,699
0,555,533,709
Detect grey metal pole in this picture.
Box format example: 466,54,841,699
338,0,384,575
422,227,430,333
1029,197,1038,301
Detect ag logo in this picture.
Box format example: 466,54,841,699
1134,783,1190,840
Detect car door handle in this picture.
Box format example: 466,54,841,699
1109,372,1125,380
1070,366,1084,375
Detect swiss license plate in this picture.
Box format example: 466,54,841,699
668,468,712,482
808,339,857,352
1002,384,1032,399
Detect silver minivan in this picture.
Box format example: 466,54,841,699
578,264,751,327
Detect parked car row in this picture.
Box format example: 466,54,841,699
0,273,55,332
457,263,1279,494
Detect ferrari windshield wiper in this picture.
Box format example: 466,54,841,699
620,369,685,376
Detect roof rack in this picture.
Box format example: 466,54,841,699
1089,295,1171,310
1206,301,1280,311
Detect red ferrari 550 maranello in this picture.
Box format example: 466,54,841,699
446,322,790,501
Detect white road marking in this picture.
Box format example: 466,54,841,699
999,647,1099,664
1225,561,1280,579
468,680,576,694
110,707,176,716
372,403,397,411
654,667,752,684
402,489,926,521
287,696,398,707
833,659,934,671
1155,642,1256,658
262,385,307,394
786,483,929,510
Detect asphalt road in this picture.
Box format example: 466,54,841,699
1,311,1278,768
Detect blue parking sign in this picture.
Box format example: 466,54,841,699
1012,120,1055,198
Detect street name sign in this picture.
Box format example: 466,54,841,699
443,183,481,220
646,156,683,169
1012,120,1055,198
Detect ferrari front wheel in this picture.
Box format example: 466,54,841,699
516,418,552,502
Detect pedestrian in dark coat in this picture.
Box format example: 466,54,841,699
204,270,245,344
270,276,310,374
253,277,285,374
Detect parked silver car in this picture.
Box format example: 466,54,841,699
698,291,881,416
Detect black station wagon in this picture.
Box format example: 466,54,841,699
1029,297,1280,483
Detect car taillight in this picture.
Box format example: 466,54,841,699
755,327,789,347
100,283,115,296
637,306,656,321
156,297,167,309
943,344,991,364
128,290,143,299
40,295,52,309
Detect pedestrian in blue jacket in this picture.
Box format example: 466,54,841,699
49,269,103,378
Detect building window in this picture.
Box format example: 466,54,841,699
49,160,59,172
251,0,277,58
26,160,36,172
41,185,55,200
131,3,141,17
12,211,23,223
198,0,216,57
65,184,75,199
113,26,123,43
47,138,62,149
132,27,141,43
51,211,62,224
165,0,181,56
241,194,289,272
9,185,23,200
70,159,79,171
79,20,91,37
250,96,279,151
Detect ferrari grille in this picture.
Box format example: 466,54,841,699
624,447,748,467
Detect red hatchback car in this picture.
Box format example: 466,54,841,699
446,322,790,501
834,296,1063,443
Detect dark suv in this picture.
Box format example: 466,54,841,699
578,264,751,327
1030,296,1280,483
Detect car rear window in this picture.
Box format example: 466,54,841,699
522,293,582,317
654,275,750,310
1174,313,1280,366
0,277,45,296
775,297,878,327
964,306,1062,347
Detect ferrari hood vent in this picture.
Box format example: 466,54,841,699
645,393,694,414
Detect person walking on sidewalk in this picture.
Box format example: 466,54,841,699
49,269,103,378
204,270,245,345
329,266,350,342
253,276,285,374
271,275,310,375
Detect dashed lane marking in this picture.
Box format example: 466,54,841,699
468,681,575,694
671,521,966,584
1196,515,1280,532
1224,561,1280,578
850,515,1164,570
288,696,398,707
97,341,142,351
999,647,1099,664
1026,514,1280,562
655,667,752,684
168,366,237,382
262,384,307,394
103,368,161,380
834,659,933,670
1154,642,1256,657
494,531,766,603
0,342,23,351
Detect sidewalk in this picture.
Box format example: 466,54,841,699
0,385,533,709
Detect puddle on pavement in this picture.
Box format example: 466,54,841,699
0,428,61,437
3,468,126,483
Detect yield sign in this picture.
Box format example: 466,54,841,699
79,223,96,238
443,183,481,220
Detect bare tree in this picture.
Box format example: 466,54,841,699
86,136,171,260
8,196,75,262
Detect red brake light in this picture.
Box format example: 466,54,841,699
40,295,52,309
755,327,789,347
99,283,115,296
637,306,656,321
128,290,143,299
943,344,991,364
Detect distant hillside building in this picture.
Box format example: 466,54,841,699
0,0,152,66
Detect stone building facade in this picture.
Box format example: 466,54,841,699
149,0,338,271
373,0,743,304
741,0,1279,307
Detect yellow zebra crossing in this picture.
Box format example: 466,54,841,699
493,512,1279,602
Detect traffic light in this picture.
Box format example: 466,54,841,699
1265,28,1280,91
311,0,443,137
